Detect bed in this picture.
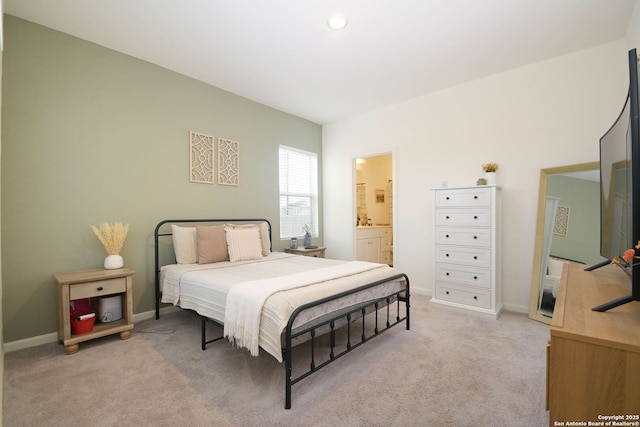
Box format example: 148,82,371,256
154,218,410,409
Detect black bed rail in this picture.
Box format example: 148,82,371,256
153,218,272,319
284,273,410,409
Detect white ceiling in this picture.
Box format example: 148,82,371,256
4,0,637,124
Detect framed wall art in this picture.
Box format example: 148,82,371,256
218,138,240,186
189,131,215,184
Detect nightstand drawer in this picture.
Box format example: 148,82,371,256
69,277,126,300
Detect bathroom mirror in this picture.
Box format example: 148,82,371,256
528,161,605,324
356,182,367,226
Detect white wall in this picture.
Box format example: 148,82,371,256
322,40,629,312
628,0,640,49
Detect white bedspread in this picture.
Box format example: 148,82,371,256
223,260,383,357
160,252,404,362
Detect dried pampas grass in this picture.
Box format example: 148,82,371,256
91,222,129,255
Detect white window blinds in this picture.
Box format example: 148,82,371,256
278,146,318,239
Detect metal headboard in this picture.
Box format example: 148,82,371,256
153,218,272,319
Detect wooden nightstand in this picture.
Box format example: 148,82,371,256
53,268,135,355
284,246,326,258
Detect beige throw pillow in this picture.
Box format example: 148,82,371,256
196,225,229,264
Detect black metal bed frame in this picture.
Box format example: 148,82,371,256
154,219,410,409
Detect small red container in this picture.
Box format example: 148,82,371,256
71,313,95,335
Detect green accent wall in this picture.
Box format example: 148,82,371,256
547,175,604,266
1,16,322,343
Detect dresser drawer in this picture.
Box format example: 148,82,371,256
434,227,491,247
434,245,491,268
435,188,491,208
435,283,491,309
69,277,126,300
435,208,491,227
434,263,491,288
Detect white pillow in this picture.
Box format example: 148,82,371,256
171,225,198,264
225,227,264,262
226,222,271,255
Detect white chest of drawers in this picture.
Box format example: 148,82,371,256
432,186,502,318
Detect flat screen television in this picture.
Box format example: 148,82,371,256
588,48,640,312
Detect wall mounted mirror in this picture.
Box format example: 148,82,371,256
528,161,605,324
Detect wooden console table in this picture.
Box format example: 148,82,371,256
548,263,640,425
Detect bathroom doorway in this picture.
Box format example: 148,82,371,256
354,153,393,266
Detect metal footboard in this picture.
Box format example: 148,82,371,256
284,273,410,409
198,273,410,409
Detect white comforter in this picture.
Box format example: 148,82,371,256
160,253,404,362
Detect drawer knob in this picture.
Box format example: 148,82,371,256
446,196,450,200
97,286,104,291
473,296,478,300
474,196,478,199
473,216,478,220
446,291,450,295
473,236,478,239
473,276,478,280
445,253,450,257
446,272,450,276
445,216,450,219
445,234,450,238
473,256,478,260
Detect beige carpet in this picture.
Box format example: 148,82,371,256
3,295,550,426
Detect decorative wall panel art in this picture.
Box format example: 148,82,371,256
189,131,214,184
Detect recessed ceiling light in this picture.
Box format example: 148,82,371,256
327,13,349,31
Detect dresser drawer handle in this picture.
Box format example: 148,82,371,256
473,236,478,239
446,272,450,276
97,286,104,291
473,276,478,280
473,216,478,219
445,216,450,219
445,234,450,238
446,291,450,295
445,253,450,257
473,256,478,260
474,196,478,199
446,196,450,200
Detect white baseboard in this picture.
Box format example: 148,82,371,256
413,287,529,315
409,287,431,297
502,303,529,314
3,306,179,353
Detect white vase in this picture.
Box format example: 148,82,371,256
104,254,124,269
484,172,497,186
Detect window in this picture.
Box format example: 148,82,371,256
279,145,318,239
